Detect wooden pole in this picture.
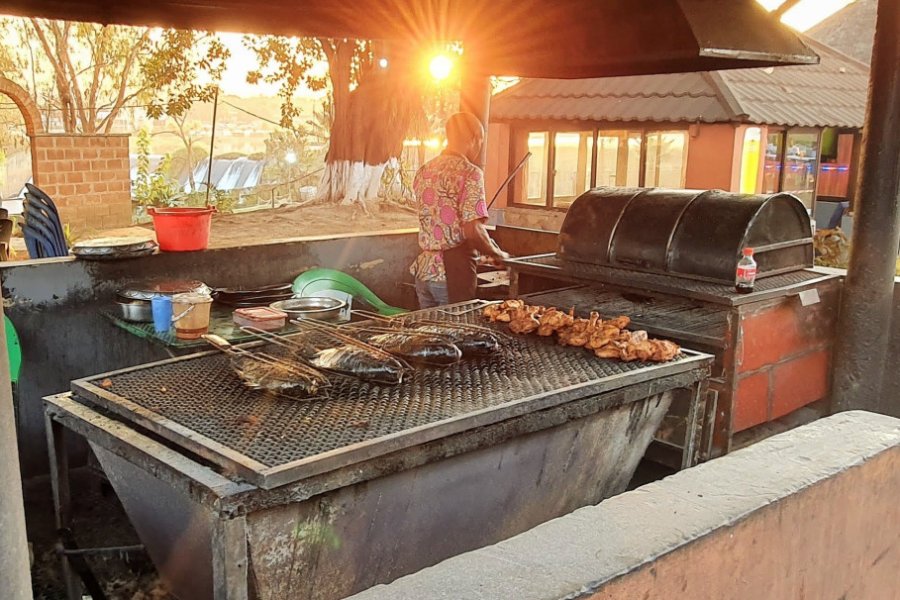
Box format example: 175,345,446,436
831,0,900,415
0,296,34,599
205,85,220,206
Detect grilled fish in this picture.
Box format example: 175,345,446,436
404,321,503,357
312,345,407,384
232,355,327,395
367,332,462,366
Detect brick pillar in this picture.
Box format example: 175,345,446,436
30,134,132,234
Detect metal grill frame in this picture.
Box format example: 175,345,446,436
506,253,838,306
70,304,713,490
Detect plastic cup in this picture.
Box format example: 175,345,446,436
151,295,173,334
172,292,213,340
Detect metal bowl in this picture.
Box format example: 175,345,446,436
270,297,347,322
115,299,153,323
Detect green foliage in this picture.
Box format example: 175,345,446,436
243,35,330,130
0,17,230,133
260,127,321,188
142,30,230,120
133,128,180,207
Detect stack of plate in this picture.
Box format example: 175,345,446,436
212,283,294,308
73,236,158,261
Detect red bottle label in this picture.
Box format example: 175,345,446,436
737,265,757,280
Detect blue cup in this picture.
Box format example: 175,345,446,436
151,295,173,333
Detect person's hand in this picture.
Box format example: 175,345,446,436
488,250,510,268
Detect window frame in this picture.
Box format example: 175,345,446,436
507,123,690,210
762,126,824,210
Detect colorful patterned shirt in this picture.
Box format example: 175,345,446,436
410,152,489,282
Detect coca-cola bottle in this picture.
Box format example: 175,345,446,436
735,248,757,294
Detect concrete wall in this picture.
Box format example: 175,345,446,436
350,411,900,600
684,123,738,192
486,123,511,205
2,231,420,477
30,133,132,234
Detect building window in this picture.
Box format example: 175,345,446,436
595,131,642,188
782,131,819,208
644,131,688,188
511,126,688,209
552,131,592,208
762,131,784,194
761,129,821,208
522,131,549,206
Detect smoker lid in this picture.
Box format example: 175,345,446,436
557,187,814,284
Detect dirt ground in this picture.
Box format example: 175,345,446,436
137,203,419,249
26,467,173,600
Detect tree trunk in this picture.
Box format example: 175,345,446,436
317,43,419,207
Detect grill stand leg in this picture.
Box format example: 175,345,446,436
45,413,81,600
680,381,706,469
212,515,249,600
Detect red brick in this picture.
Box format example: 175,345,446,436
74,183,92,195
100,171,116,182
64,148,81,160
733,372,770,432
47,148,64,160
53,137,73,148
66,172,84,184
771,350,831,419
739,305,800,372
58,184,75,196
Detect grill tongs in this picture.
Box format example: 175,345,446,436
203,334,330,397
240,321,413,385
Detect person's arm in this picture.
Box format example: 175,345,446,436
463,219,509,264
459,166,510,265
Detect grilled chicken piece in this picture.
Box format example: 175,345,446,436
485,300,680,363
483,299,527,322
649,339,681,362
558,311,599,347
583,324,623,350
508,306,542,334
605,315,632,330
537,307,575,336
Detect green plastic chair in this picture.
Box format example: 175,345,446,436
5,316,21,385
292,268,407,316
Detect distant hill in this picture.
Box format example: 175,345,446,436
807,0,876,65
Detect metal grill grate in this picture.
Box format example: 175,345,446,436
508,254,834,305
71,305,710,488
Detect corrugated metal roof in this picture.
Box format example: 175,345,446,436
491,39,868,129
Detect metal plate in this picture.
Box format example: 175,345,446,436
507,254,837,306
71,303,712,489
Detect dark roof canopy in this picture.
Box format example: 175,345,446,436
491,39,866,129
1,0,819,78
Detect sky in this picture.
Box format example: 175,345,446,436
215,0,857,96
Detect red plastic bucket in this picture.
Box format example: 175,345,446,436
148,207,214,252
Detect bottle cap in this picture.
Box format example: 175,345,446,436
742,248,754,256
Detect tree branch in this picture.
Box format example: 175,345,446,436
100,29,150,133
52,21,90,132
30,18,77,132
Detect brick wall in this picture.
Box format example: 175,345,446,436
30,133,132,234
731,282,841,432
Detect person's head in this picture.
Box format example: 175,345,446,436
445,112,485,164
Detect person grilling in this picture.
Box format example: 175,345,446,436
411,112,510,309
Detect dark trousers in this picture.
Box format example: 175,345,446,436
443,242,478,304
